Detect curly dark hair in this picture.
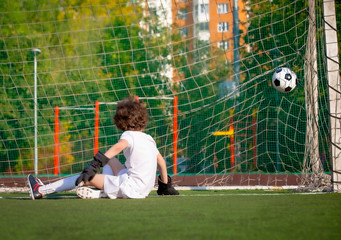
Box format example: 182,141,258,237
113,96,149,131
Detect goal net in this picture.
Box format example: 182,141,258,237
0,0,339,191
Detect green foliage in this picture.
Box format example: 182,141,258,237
0,0,173,174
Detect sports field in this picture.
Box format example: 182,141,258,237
0,190,340,240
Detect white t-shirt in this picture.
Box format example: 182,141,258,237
103,131,159,199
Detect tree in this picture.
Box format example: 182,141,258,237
0,0,174,174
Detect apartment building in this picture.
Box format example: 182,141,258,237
142,0,247,84
172,0,247,62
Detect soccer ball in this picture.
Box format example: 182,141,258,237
272,67,297,93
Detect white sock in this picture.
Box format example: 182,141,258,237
39,175,79,195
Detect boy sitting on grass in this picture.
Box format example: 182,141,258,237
28,96,178,199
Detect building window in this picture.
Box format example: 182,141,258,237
200,4,209,15
217,3,229,14
177,9,187,19
148,7,157,18
218,22,229,32
199,22,209,31
180,27,188,37
218,40,229,50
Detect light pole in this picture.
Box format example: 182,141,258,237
31,48,41,176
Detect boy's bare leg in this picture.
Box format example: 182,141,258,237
85,174,105,190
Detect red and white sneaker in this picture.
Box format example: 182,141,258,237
27,174,43,200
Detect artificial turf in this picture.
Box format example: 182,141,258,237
0,190,340,240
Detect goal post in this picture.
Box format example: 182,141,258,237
54,106,59,176
94,100,99,156
53,102,101,175
53,105,95,175
173,96,178,174
323,0,341,192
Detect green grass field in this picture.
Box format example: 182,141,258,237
0,190,340,240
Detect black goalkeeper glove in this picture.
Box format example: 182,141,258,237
75,151,110,186
157,175,179,195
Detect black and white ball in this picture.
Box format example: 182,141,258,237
272,67,297,93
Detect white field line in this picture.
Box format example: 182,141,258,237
171,185,302,191
0,192,328,200
0,185,330,200
0,185,301,193
148,192,329,197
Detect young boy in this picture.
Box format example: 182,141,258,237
27,96,179,199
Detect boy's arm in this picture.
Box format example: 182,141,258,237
104,139,128,159
156,153,179,195
157,153,168,183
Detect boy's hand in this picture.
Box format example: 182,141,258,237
75,165,97,186
157,175,179,195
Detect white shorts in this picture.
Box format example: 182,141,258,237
103,169,147,199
